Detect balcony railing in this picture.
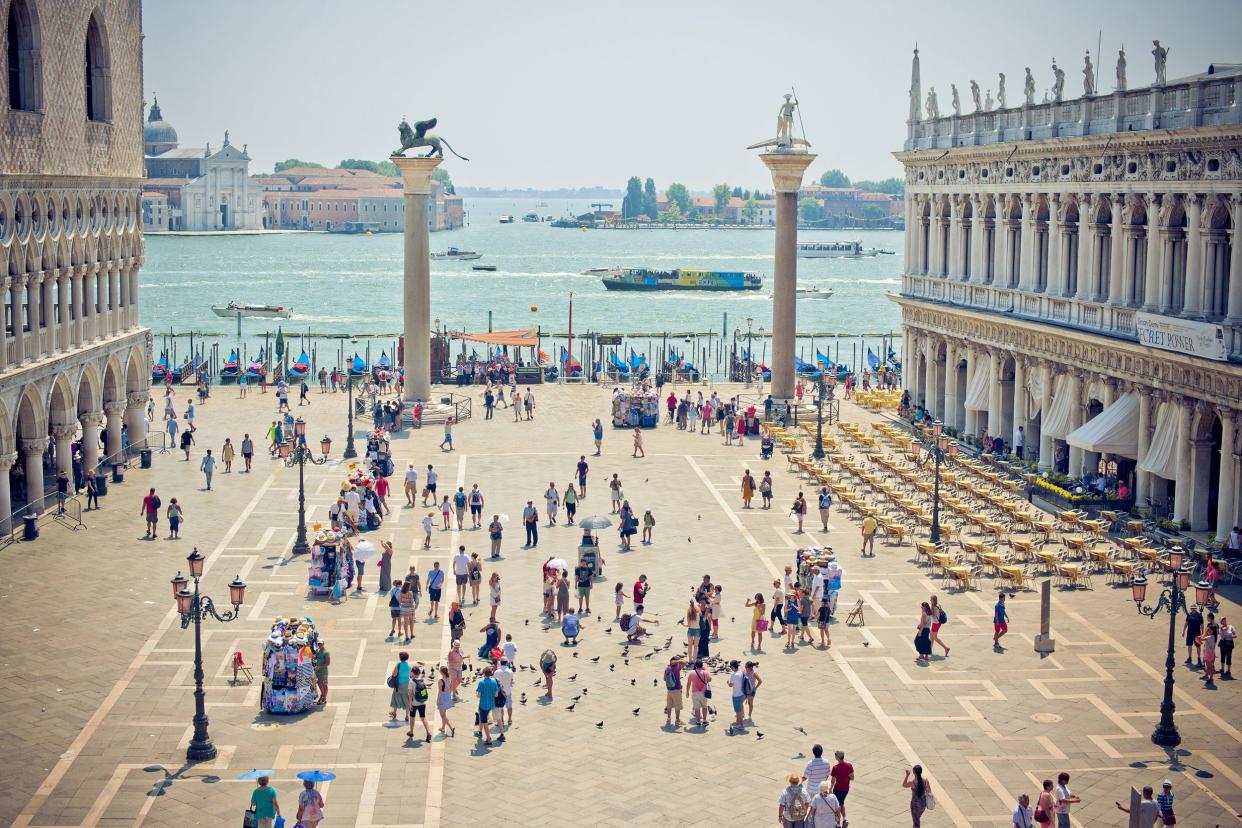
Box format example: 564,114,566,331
901,273,1223,354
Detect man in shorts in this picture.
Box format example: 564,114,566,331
468,484,484,528
426,562,444,619
576,455,589,497
452,546,469,604
241,433,254,473
861,514,878,556
993,592,1009,650
424,464,437,506
404,464,418,506
663,655,685,727
140,488,160,538
574,558,594,613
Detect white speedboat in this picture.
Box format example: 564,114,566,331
211,302,291,319
431,247,482,261
580,267,615,276
797,240,879,258
797,287,834,299
498,214,515,224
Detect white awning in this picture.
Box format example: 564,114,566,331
1042,374,1074,439
963,357,991,411
1066,392,1139,457
1025,372,1044,419
1139,402,1180,480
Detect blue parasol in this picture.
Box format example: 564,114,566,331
237,768,275,780
296,770,338,782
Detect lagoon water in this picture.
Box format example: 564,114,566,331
140,197,905,371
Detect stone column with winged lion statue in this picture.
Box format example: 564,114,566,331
391,116,467,406
748,93,815,406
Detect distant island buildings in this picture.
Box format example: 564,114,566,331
140,98,462,234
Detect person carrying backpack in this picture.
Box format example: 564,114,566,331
929,594,951,657
406,667,433,740
779,773,812,827
663,655,685,727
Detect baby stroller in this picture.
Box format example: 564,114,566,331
760,432,774,460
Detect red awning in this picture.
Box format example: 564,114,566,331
450,328,539,348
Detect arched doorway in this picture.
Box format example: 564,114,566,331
1190,408,1223,532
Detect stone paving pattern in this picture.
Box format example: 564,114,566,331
0,383,1239,826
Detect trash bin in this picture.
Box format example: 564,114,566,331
140,449,153,469
94,473,108,497
111,462,124,483
22,510,38,541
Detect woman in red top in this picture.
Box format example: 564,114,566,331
375,475,390,515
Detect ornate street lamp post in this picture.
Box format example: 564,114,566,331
1130,552,1213,748
917,420,957,545
280,418,332,554
812,373,838,460
171,549,246,762
343,373,357,459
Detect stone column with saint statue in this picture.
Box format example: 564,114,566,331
390,115,468,406
749,93,815,404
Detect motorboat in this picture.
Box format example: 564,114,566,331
472,264,498,272
212,301,291,319
522,211,540,222
796,240,880,258
796,287,834,299
600,268,762,292
580,267,614,276
498,214,515,224
431,247,482,261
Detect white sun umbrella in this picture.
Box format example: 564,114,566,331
577,515,613,530
496,513,510,524
546,557,570,573
352,539,377,562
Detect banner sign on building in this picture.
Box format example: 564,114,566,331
1135,312,1227,361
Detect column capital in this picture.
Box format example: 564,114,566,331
1218,405,1235,425
103,400,127,416
390,154,443,196
21,437,48,454
50,424,78,440
126,390,149,407
79,410,105,429
0,452,17,471
758,151,817,193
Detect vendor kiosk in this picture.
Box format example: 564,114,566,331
309,529,355,599
366,430,393,477
611,387,659,428
578,531,604,578
260,617,319,714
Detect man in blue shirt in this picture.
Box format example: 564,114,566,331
993,593,1009,650
562,610,581,645
475,667,501,745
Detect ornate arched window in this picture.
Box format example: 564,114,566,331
6,0,41,111
84,9,110,122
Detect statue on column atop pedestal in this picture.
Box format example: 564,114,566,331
1152,40,1169,85
1051,59,1065,102
1116,46,1127,90
1023,67,1036,105
970,80,982,112
950,84,961,116
392,116,469,160
747,91,811,152
1083,51,1096,96
997,73,1007,109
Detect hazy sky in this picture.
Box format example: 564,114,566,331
143,0,1242,191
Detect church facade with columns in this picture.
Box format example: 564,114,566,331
893,48,1242,538
0,0,152,528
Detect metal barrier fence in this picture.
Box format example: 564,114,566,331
0,492,84,549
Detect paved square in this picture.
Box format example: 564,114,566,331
1,383,1239,826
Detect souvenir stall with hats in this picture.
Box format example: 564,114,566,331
796,547,841,613
366,429,393,477
260,616,319,714
344,466,383,532
611,385,659,429
308,527,356,599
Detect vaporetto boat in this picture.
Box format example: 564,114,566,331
796,240,882,258
599,267,763,292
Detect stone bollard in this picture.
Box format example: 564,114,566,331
1033,578,1056,655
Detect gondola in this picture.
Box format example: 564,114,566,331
288,351,311,381
348,353,367,377
152,351,170,383
376,352,392,371
220,350,240,383
246,347,266,379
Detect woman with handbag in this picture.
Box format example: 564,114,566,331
686,658,712,727
388,651,411,722
247,775,280,828
1034,778,1056,824
746,593,767,651
914,602,934,662
902,765,931,827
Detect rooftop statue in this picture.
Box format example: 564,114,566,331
1023,67,1036,105
392,116,469,161
925,87,939,120
1051,59,1066,102
1083,51,1096,96
1152,40,1168,85
950,84,961,116
984,89,993,112
997,73,1007,109
1116,47,1127,90
970,80,982,113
